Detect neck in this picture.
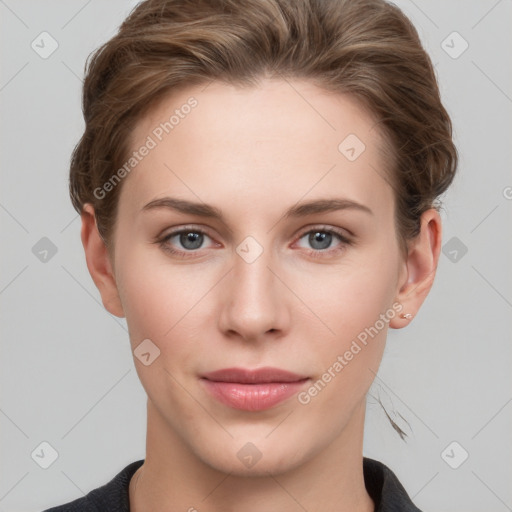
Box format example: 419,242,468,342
129,400,374,512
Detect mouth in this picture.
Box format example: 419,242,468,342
201,366,309,384
199,367,310,411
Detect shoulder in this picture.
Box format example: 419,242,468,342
42,459,144,512
363,457,423,512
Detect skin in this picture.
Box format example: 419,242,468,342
81,78,441,512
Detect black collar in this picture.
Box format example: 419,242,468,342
43,457,422,511
363,457,422,511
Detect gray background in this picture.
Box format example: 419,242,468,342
1,1,511,511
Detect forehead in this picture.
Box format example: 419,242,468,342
120,78,393,216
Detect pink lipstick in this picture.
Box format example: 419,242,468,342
200,367,310,411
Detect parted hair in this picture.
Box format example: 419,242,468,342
69,0,457,258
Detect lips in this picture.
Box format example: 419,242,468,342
200,367,310,411
201,367,308,384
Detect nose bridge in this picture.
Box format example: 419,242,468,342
234,244,273,297
219,238,287,339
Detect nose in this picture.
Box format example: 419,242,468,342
217,242,290,342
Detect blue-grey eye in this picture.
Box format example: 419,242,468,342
308,231,333,250
178,231,204,250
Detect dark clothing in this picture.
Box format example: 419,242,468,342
43,457,422,511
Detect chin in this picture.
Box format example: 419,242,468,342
196,436,309,477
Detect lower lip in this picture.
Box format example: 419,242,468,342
200,378,310,411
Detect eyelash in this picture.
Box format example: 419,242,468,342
156,225,352,260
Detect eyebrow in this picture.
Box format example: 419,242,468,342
141,197,373,220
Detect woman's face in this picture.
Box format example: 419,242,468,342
104,79,409,475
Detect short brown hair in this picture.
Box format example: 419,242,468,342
69,0,457,257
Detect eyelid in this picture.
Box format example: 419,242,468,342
158,224,352,242
159,225,219,247
293,224,352,244
156,223,353,259
157,224,217,241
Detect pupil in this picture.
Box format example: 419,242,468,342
310,231,331,250
181,232,202,249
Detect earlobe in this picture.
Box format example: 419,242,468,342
389,209,442,329
81,203,125,318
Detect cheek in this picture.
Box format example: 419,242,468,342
295,268,392,424
116,254,210,406
115,245,221,372
116,241,196,333
292,241,399,394
293,249,398,342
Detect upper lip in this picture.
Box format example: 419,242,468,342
201,367,309,384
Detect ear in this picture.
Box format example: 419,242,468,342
81,203,125,318
389,208,442,328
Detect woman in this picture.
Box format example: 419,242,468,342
44,0,457,510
